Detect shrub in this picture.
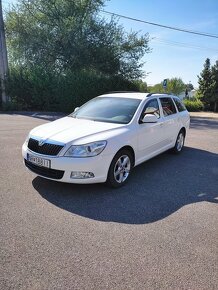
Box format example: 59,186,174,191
183,99,204,112
6,67,140,112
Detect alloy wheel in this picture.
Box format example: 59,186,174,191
113,155,131,184
176,132,184,152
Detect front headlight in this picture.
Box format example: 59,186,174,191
64,141,107,157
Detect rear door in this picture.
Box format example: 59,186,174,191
158,97,179,146
173,97,190,130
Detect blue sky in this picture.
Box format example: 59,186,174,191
3,0,218,87
103,0,218,87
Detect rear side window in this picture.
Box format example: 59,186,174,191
173,98,187,112
160,97,177,117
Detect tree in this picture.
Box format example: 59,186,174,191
133,80,147,92
198,58,213,109
6,0,150,79
211,61,218,112
186,83,194,91
185,82,194,97
148,77,186,95
5,0,151,110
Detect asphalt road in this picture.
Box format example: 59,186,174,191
0,113,218,290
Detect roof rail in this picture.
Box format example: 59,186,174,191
105,91,140,94
146,92,173,97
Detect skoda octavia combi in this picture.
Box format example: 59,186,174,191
22,93,190,187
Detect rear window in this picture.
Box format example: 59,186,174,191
173,98,187,112
159,97,177,116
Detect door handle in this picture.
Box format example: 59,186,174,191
159,122,164,126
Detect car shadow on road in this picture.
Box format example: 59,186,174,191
32,147,218,224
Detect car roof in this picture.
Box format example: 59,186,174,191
100,92,173,100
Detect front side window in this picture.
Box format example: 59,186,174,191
160,97,177,117
173,98,187,112
141,99,160,119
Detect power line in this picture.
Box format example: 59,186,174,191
151,37,218,52
101,10,218,39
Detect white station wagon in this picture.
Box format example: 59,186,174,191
22,93,190,187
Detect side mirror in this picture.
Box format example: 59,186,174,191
141,114,158,123
74,107,79,112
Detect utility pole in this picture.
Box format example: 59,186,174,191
0,0,9,104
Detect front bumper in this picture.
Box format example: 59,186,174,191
22,144,113,184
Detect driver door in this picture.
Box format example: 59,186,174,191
137,98,165,163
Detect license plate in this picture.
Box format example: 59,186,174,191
27,154,50,168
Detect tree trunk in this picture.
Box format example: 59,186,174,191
214,101,218,112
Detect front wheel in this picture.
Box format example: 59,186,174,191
172,130,185,154
106,150,133,188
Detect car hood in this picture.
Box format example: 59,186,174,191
30,116,125,144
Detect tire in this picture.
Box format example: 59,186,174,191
172,130,185,154
106,149,133,188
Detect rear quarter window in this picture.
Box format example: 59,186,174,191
173,98,187,112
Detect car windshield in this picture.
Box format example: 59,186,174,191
70,97,141,124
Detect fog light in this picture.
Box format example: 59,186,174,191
70,171,95,179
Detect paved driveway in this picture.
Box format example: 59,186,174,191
0,113,217,290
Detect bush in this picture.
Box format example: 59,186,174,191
183,99,204,112
1,100,22,111
6,67,140,112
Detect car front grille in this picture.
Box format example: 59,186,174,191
24,159,65,180
28,138,64,156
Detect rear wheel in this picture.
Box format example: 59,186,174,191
172,130,185,154
107,150,133,188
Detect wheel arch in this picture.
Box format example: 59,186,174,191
180,127,186,137
115,145,135,167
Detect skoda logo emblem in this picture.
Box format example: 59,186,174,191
38,139,46,146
